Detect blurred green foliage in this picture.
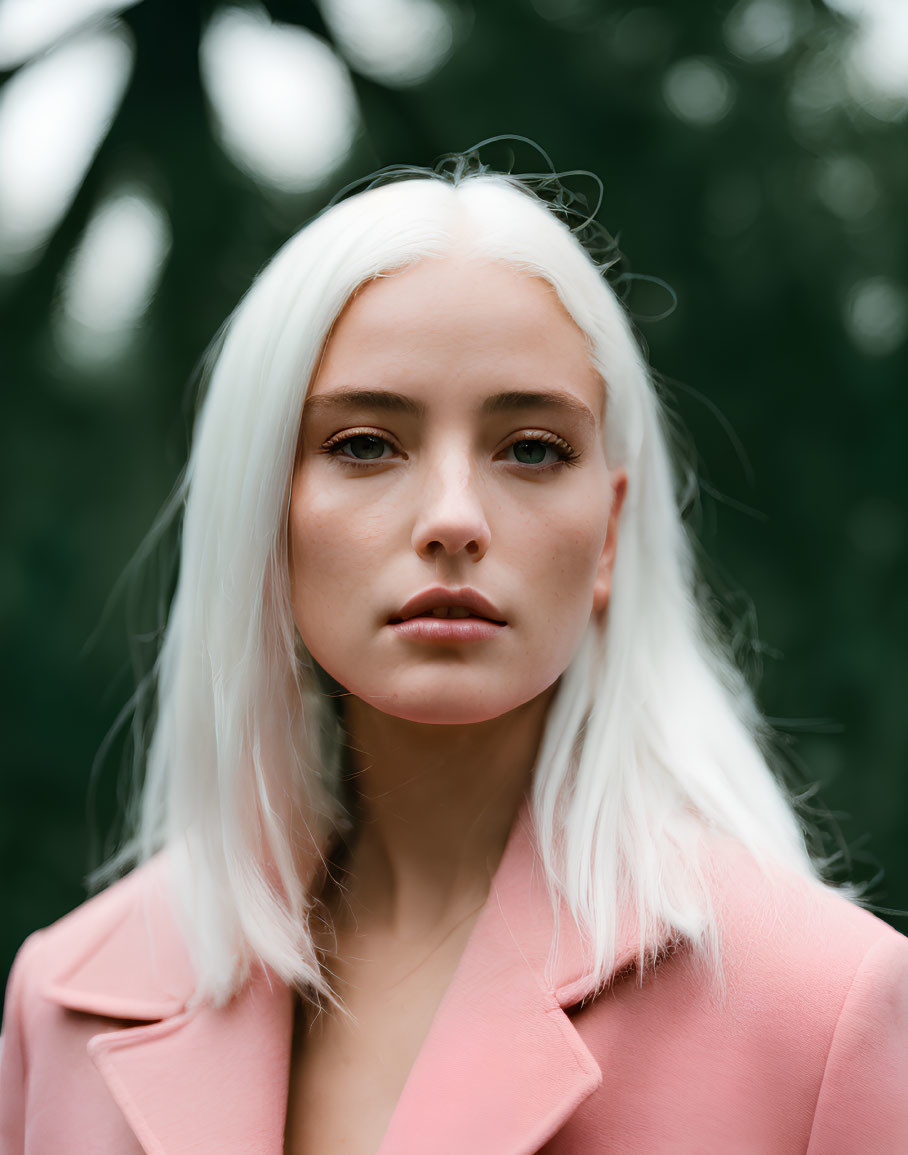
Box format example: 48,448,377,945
2,0,907,994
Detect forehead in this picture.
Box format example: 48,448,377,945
308,257,604,423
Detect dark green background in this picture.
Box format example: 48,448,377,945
3,0,907,997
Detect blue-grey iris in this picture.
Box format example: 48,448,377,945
349,435,385,460
513,440,547,465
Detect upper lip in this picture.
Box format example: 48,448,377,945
390,586,506,624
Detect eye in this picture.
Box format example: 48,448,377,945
321,430,400,464
501,433,579,469
508,439,560,466
339,434,392,461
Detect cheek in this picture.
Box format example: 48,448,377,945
287,479,360,613
510,496,610,608
290,473,381,565
287,472,401,665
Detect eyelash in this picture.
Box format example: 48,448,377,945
504,430,580,470
319,428,581,471
319,428,400,469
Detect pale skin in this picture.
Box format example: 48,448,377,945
284,255,626,1153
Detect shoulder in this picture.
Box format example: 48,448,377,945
704,835,907,985
4,853,193,1023
0,859,192,1154
6,857,167,988
11,858,161,964
670,834,908,1068
714,837,908,1044
706,838,908,1149
562,836,908,1152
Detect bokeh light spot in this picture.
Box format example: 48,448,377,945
53,185,171,375
815,155,879,219
320,0,455,86
724,0,797,62
662,57,735,126
789,47,849,137
0,25,134,274
200,5,359,195
844,277,908,356
826,0,908,103
0,0,140,71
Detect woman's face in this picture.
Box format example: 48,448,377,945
288,257,626,725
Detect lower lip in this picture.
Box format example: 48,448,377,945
388,616,507,642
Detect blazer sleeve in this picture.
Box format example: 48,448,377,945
0,933,42,1155
807,927,908,1153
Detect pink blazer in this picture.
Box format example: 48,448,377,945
2,797,907,1153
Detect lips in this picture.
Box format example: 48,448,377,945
389,586,506,625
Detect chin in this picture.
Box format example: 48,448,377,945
358,685,536,726
383,703,511,726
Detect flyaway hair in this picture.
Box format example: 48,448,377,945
102,165,850,1009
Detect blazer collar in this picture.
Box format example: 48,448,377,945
47,796,660,1154
47,853,295,1154
46,854,195,1021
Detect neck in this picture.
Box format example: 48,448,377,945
329,688,555,939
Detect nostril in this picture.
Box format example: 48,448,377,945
425,538,481,557
413,518,491,561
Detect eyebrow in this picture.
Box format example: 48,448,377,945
302,389,423,420
302,388,597,426
480,390,596,425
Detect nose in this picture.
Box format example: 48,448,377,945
410,447,492,564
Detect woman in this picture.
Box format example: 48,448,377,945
1,159,906,1154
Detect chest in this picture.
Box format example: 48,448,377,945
282,916,479,1155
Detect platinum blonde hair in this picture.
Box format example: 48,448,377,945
115,171,830,1008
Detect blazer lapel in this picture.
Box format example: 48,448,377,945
45,799,656,1155
379,796,649,1155
46,857,293,1155
85,970,293,1155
